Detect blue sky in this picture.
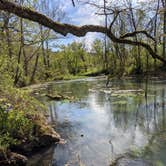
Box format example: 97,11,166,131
50,0,105,50
49,0,147,50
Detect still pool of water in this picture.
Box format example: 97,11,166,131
28,77,166,166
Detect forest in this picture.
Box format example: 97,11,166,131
0,0,166,166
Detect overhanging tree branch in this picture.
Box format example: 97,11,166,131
0,0,165,63
120,30,155,42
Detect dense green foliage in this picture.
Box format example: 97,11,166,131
0,79,47,152
0,0,165,86
0,0,166,161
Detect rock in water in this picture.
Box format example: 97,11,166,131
0,151,27,166
115,157,153,166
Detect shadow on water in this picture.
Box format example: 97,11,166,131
27,77,166,166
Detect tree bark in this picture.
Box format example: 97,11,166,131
0,0,166,63
3,12,12,58
162,0,166,58
30,53,39,83
40,25,47,67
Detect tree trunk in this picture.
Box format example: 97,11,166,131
0,0,166,64
30,53,39,83
40,25,47,67
163,9,166,58
14,16,23,85
3,13,12,58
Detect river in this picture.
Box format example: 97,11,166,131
27,77,166,166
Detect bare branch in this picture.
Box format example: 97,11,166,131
85,1,114,12
120,30,155,41
109,11,120,29
71,0,75,7
0,0,165,63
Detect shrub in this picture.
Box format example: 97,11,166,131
0,99,34,150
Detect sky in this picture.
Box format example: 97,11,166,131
49,0,148,50
51,0,105,50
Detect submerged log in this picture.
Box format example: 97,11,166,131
46,93,74,101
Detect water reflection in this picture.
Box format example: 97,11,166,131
28,78,166,166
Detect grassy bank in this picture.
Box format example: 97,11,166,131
0,84,60,165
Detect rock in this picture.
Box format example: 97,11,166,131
10,152,28,166
0,151,27,166
11,133,60,156
114,157,153,166
39,133,60,146
46,93,74,101
46,94,64,100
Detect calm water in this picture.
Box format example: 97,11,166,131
28,77,166,166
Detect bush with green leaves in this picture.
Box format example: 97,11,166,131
0,133,17,151
0,98,34,150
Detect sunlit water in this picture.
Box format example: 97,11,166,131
28,77,166,166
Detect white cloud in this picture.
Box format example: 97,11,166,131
56,0,105,49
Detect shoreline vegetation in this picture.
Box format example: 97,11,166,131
0,85,61,166
0,70,166,165
0,71,165,165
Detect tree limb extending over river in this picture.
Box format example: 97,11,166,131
0,0,166,64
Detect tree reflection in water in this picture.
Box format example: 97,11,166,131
28,78,166,166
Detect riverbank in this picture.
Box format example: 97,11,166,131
1,72,166,165
33,69,166,87
0,86,61,165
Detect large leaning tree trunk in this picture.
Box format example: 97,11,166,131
0,0,166,64
161,0,166,58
